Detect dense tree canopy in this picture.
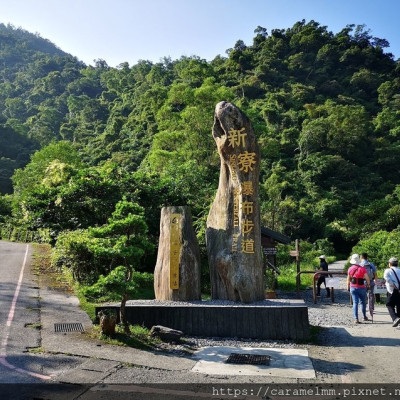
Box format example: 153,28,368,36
1,20,400,264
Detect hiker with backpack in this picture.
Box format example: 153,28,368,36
360,253,378,315
347,253,371,324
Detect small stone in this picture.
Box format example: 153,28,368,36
150,325,183,342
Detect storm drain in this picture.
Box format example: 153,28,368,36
54,322,85,333
226,353,270,366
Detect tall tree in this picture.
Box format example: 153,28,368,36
90,200,152,332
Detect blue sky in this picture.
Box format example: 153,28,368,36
1,0,399,67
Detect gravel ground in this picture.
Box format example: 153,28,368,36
284,281,355,328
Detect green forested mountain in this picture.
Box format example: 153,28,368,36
1,20,400,264
0,23,84,193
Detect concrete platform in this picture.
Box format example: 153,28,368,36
192,346,315,378
96,299,310,340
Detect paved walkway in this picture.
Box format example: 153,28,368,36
39,282,196,376
329,259,347,272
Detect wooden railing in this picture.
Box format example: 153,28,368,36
296,270,348,303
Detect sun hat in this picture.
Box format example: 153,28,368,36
350,253,361,265
389,257,398,264
318,255,325,259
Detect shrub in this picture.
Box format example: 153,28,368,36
52,229,110,283
275,239,336,291
81,266,154,302
352,230,400,271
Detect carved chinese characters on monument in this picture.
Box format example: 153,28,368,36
169,214,181,289
228,130,256,255
206,102,264,302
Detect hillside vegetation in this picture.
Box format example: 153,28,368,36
1,20,400,285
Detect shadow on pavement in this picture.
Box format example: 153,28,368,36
317,326,400,348
0,353,84,383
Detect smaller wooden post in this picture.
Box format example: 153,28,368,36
154,206,201,301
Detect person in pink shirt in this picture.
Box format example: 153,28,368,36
347,253,371,324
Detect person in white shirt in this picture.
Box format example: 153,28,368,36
383,257,400,327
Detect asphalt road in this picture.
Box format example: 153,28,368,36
0,240,48,383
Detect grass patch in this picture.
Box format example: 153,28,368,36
31,244,100,330
88,324,196,353
26,307,41,312
26,347,45,354
31,243,52,272
277,265,315,291
31,243,98,319
24,323,42,330
276,255,338,292
32,243,73,293
75,289,97,321
88,324,162,350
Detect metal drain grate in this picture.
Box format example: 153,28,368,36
226,353,270,365
54,322,85,333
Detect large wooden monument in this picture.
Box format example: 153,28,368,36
206,101,264,302
98,102,310,341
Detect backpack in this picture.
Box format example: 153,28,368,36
363,263,375,281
